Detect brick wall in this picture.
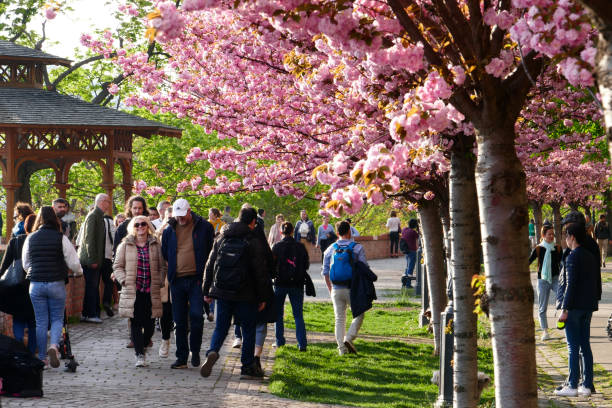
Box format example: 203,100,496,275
303,234,393,262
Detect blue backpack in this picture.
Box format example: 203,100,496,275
329,242,356,285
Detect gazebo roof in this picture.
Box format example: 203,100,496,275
0,87,181,137
0,40,71,66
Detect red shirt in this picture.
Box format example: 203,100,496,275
401,228,418,251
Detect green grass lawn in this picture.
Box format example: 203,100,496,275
284,301,431,338
284,300,492,341
269,341,496,408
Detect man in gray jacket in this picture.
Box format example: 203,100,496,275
77,193,111,323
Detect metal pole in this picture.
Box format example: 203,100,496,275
435,303,454,408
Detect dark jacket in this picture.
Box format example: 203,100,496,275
203,222,273,303
0,234,34,320
557,246,600,311
294,219,315,244
113,218,131,257
271,237,309,288
27,226,67,282
594,221,610,240
350,260,377,318
78,206,106,266
528,244,562,279
161,211,214,284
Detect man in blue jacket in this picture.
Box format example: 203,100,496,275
162,198,214,369
322,220,369,355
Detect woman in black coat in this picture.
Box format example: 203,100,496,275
554,222,599,397
0,214,36,354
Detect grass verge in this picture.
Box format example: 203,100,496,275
269,341,495,408
284,301,492,341
284,301,430,338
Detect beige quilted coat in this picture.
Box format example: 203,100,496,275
113,234,167,318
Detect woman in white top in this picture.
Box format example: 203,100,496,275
22,206,82,367
386,211,402,258
268,214,285,247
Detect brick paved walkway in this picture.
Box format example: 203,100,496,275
0,314,350,408
2,257,610,407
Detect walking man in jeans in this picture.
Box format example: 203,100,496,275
78,193,111,323
322,220,368,355
400,219,419,288
161,198,214,369
200,207,272,379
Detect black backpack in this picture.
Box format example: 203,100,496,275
276,241,304,286
213,236,250,294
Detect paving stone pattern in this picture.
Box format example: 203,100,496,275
2,257,611,407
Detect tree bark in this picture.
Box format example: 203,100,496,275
578,1,612,163
551,202,563,248
440,199,452,266
474,122,537,407
418,200,448,355
530,201,543,244
449,146,480,407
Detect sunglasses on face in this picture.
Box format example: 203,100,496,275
134,222,148,228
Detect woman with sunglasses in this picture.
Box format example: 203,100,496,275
554,222,600,397
114,216,167,367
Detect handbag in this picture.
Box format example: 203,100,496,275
0,259,26,289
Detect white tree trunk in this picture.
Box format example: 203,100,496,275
418,200,448,355
530,201,543,245
551,202,564,248
450,148,480,407
474,123,537,407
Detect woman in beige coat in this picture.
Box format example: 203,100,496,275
113,215,166,367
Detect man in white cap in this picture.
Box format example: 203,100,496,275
161,198,215,369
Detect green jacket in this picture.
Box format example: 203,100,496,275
78,206,106,266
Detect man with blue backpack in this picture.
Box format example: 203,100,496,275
322,220,371,355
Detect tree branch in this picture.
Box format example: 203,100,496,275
50,53,116,91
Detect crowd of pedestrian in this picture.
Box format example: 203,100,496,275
0,197,381,382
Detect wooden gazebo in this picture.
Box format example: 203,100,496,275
0,41,181,239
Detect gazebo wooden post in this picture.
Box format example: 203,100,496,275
100,157,115,216
2,130,20,240
54,159,72,199
120,158,133,202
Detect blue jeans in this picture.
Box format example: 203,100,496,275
565,309,594,389
170,276,204,361
274,286,307,349
537,277,559,330
13,317,37,354
404,250,417,285
82,265,100,318
29,281,66,361
208,298,257,369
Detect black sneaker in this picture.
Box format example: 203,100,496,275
191,353,200,367
240,363,264,379
103,305,114,317
200,351,219,377
344,340,358,354
170,359,188,369
254,356,261,370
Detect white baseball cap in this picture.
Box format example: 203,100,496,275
172,198,190,217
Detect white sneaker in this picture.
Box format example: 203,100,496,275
554,385,578,397
578,385,592,397
232,337,242,348
541,331,550,341
135,354,147,367
159,339,170,358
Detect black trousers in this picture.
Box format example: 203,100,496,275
130,291,154,356
160,300,173,341
389,231,400,254
100,258,114,307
